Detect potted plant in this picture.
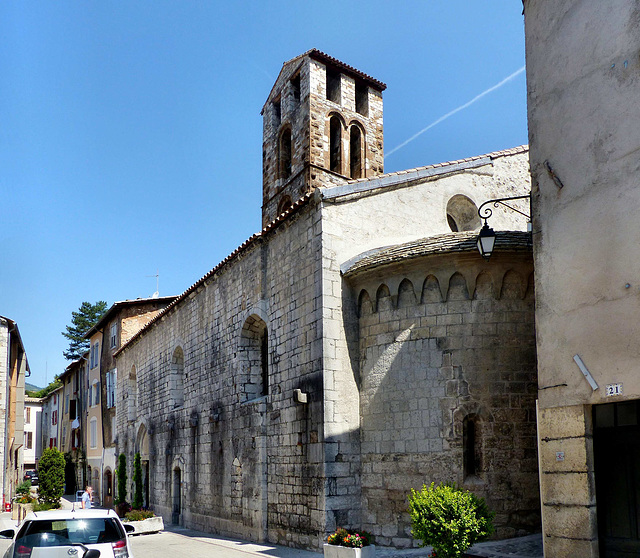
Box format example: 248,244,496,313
324,527,375,558
120,453,164,535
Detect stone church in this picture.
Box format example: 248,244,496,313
114,49,539,550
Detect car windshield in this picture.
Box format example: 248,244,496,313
17,517,123,547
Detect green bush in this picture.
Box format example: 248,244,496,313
125,509,155,521
132,453,143,509
38,448,65,506
33,501,60,512
16,480,31,496
115,453,128,506
408,482,494,558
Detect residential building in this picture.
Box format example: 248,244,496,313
114,51,538,550
84,297,177,508
525,1,640,556
23,396,43,471
0,316,28,508
40,386,62,453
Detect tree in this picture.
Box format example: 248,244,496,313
62,301,108,361
38,448,65,507
133,453,143,509
27,376,62,398
115,453,128,505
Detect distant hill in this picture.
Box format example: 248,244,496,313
26,382,42,393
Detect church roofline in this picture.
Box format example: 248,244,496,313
261,48,386,113
342,230,532,277
114,192,315,358
323,145,530,201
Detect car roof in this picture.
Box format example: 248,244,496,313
23,509,119,521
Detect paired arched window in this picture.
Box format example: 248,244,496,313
330,115,342,173
349,125,362,179
170,347,185,409
279,128,292,179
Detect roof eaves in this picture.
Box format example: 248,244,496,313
115,192,315,357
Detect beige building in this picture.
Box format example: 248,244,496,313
525,1,640,556
40,386,62,452
23,396,43,471
0,317,27,509
114,51,537,551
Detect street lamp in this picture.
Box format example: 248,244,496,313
476,195,531,260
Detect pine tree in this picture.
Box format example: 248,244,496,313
62,301,108,361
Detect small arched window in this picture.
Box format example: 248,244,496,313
240,315,269,400
330,115,342,174
279,129,292,179
349,125,362,179
463,415,482,478
170,347,184,409
277,196,293,216
446,195,481,232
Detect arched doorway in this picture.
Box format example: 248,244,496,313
103,469,113,509
136,424,150,508
172,468,181,525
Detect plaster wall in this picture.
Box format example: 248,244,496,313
525,1,640,556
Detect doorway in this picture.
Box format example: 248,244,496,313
594,401,640,557
172,468,181,525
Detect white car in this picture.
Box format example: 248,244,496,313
0,508,135,557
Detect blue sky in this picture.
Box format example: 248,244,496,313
0,2,527,388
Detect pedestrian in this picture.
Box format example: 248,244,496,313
81,485,93,509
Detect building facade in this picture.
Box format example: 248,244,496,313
23,397,43,471
40,386,62,453
525,1,640,557
114,51,538,551
0,317,27,508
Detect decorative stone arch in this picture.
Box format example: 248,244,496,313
446,272,470,301
446,194,481,232
239,313,269,400
170,346,185,409
375,284,392,313
277,195,293,215
397,278,416,308
171,455,185,525
421,275,443,304
135,423,150,508
452,404,493,481
278,125,293,179
327,112,347,175
358,289,373,316
500,269,525,299
473,271,495,300
348,120,366,179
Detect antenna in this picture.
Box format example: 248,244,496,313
146,269,159,298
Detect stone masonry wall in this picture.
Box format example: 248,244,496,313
350,252,540,546
116,201,326,549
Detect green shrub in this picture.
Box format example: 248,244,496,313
16,480,31,496
408,482,494,558
125,509,155,521
115,453,128,506
33,501,60,512
38,448,65,506
132,453,143,510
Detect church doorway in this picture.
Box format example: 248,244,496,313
172,468,181,525
594,401,640,557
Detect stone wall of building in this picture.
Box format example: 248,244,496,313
346,251,539,546
116,202,327,548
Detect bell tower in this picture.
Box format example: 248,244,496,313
261,49,386,226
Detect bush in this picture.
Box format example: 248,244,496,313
132,453,143,510
327,527,373,548
38,448,65,506
408,482,494,558
115,453,128,506
125,509,155,521
33,501,60,512
16,480,31,496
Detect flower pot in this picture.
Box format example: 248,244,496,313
323,544,375,558
122,515,164,535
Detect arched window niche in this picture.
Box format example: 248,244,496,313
170,347,185,409
329,115,343,174
279,128,292,179
446,194,481,232
349,124,363,179
240,315,269,401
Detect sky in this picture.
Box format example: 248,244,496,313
0,1,528,389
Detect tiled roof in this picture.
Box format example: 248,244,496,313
342,231,532,277
114,192,315,357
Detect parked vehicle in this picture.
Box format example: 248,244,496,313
23,470,38,486
0,508,135,557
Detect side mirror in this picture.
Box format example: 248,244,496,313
84,549,101,558
124,524,135,533
0,529,14,538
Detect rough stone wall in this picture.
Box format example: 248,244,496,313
116,203,326,549
350,252,539,546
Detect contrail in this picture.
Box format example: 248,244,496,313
385,65,526,158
